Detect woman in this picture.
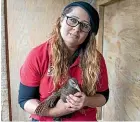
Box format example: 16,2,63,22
18,1,109,121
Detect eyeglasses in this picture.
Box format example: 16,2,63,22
65,15,91,33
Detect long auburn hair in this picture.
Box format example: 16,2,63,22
50,7,101,96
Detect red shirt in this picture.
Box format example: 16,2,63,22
20,37,108,121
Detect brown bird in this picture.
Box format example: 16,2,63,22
35,78,81,121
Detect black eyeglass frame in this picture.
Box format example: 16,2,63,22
64,15,91,33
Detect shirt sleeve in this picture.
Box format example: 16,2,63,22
96,54,109,92
96,89,109,102
20,48,41,87
18,82,39,110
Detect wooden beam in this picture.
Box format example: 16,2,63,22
97,5,104,53
4,0,12,120
96,0,121,6
96,0,123,120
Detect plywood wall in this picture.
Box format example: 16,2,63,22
101,0,140,120
7,0,79,120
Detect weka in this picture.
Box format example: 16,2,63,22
35,78,81,121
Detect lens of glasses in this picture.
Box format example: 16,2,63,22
67,17,78,27
80,22,91,32
66,16,91,33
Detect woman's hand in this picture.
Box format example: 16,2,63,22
48,92,88,117
50,99,76,117
66,92,88,111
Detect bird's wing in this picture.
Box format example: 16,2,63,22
35,89,62,116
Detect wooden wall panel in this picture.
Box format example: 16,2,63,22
102,0,140,120
7,0,77,120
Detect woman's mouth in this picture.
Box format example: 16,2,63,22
69,33,79,39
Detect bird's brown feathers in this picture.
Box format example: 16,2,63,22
35,78,81,117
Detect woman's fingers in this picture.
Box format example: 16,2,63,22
66,97,79,106
66,99,79,110
74,92,83,97
68,94,81,103
66,94,84,110
66,92,87,110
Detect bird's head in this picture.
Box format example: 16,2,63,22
68,78,81,92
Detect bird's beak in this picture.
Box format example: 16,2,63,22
75,85,81,92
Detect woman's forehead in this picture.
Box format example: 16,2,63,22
66,7,90,22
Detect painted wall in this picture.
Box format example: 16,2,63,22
7,0,77,120
6,0,92,120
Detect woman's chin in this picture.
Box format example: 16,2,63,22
65,41,77,47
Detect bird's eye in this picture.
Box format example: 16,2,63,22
72,83,76,87
72,81,75,84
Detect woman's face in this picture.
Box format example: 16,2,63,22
60,7,90,49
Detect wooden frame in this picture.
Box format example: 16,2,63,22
4,0,12,120
95,0,123,120
96,0,121,53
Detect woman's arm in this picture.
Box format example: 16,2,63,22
85,93,106,108
24,91,108,115
18,82,40,114
18,82,75,116
66,90,109,111
86,89,109,108
47,99,75,117
24,99,40,114
24,99,75,117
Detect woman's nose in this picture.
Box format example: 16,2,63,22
73,24,81,32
